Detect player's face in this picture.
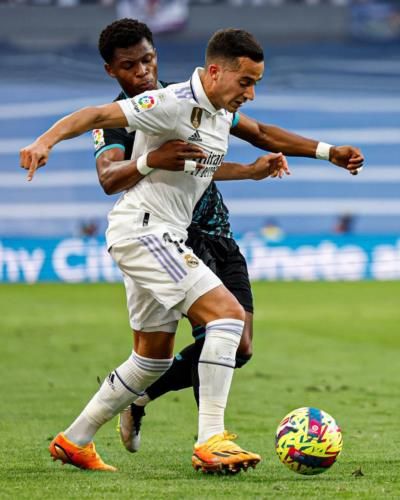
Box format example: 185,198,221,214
210,57,264,113
105,38,158,97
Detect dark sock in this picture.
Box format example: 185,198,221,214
235,353,252,368
191,325,206,341
146,341,203,401
145,328,252,404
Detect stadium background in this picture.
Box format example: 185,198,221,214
0,0,399,282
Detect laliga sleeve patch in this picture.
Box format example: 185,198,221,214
132,94,158,114
92,129,105,151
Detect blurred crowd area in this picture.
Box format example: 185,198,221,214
1,0,398,15
1,0,398,41
0,0,366,6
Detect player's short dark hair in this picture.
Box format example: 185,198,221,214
98,18,154,64
206,29,264,65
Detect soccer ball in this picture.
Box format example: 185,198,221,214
275,407,343,475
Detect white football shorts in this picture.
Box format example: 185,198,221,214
109,214,222,332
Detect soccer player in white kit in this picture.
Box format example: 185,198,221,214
20,29,280,474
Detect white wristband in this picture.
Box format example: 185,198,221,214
137,153,154,176
315,142,333,161
184,160,197,173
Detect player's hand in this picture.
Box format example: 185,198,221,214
250,152,290,180
147,140,207,171
20,140,51,181
330,145,364,176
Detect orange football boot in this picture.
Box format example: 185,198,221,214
192,431,261,474
49,432,116,471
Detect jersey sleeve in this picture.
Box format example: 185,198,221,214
231,112,240,129
118,89,178,135
92,127,134,159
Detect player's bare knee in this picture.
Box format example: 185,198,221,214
237,337,253,359
216,294,245,321
223,300,245,322
188,285,245,324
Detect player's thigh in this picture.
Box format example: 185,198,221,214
187,284,245,326
121,270,180,334
188,233,253,315
112,233,188,311
185,234,249,326
112,229,222,319
216,239,254,352
215,238,254,315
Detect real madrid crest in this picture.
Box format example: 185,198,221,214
191,107,203,129
184,254,199,268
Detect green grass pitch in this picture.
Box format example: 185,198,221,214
0,281,399,498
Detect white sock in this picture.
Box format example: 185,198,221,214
64,351,173,446
197,318,244,444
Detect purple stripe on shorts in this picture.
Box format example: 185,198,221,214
142,235,185,279
138,236,181,282
146,234,188,279
139,235,187,282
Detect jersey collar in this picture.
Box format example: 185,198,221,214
190,67,223,116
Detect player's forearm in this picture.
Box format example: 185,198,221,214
233,115,319,158
36,108,103,149
254,124,318,157
37,105,128,150
98,158,144,195
214,162,254,181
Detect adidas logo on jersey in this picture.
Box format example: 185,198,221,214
188,130,202,142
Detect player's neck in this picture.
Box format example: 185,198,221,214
199,69,221,111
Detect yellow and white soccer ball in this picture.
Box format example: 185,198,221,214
275,407,343,475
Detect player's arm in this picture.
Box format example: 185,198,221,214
20,102,127,181
97,140,207,195
21,90,179,181
96,148,137,195
231,113,364,174
214,152,290,181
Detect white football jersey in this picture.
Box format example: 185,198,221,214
106,68,235,248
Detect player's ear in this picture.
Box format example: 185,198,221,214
105,63,116,79
208,64,220,81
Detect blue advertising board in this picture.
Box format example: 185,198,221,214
0,235,399,283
